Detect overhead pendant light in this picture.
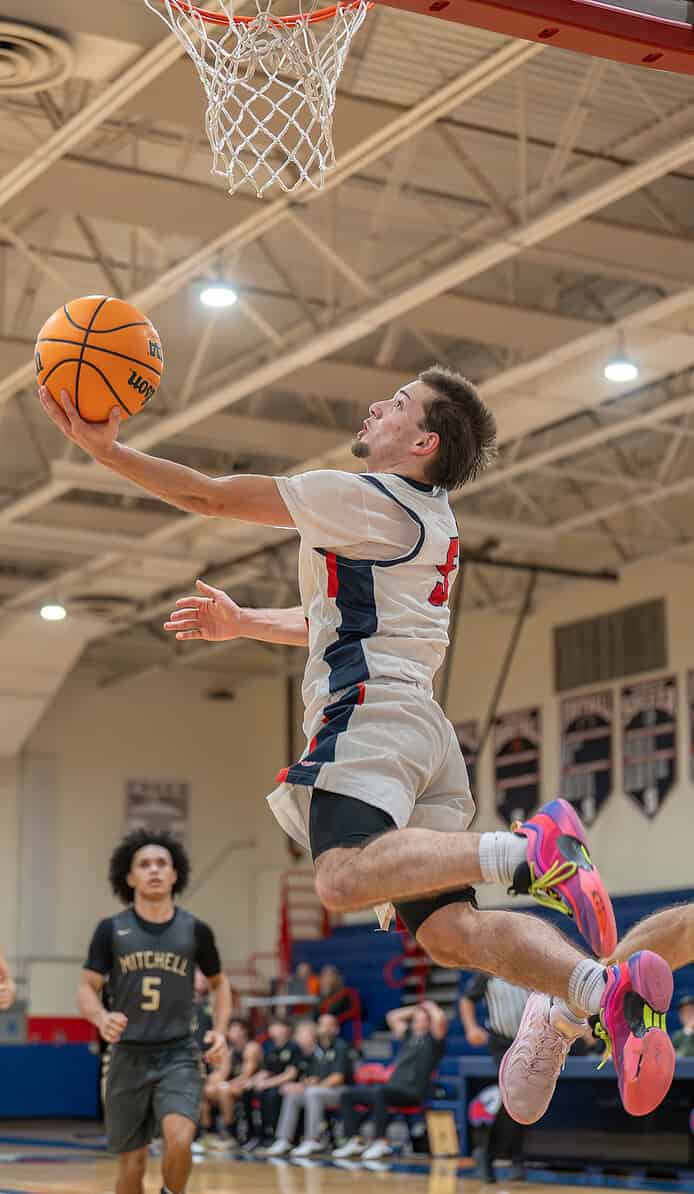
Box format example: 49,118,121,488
604,332,639,383
200,283,238,308
40,603,66,621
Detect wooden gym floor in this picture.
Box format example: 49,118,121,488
0,1124,687,1194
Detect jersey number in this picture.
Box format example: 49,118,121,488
141,976,161,1012
429,537,459,606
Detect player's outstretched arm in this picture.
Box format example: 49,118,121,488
38,387,294,525
607,904,694,971
0,947,16,1011
164,580,308,647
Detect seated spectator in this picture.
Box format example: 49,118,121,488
263,1020,321,1155
288,961,320,999
334,1000,447,1161
206,1017,263,1151
265,1013,358,1157
673,994,694,1057
242,1017,301,1151
317,964,351,1021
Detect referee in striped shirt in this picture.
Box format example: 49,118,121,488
459,973,530,1182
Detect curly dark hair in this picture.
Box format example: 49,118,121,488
108,829,190,905
419,366,497,490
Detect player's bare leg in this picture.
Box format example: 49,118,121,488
315,796,615,957
115,1146,147,1194
161,1113,196,1194
609,904,694,970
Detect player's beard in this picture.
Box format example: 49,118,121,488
351,437,369,459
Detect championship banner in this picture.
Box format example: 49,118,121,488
125,778,190,843
621,676,677,818
560,690,614,826
454,720,479,794
494,708,541,825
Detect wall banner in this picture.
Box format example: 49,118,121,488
621,676,677,818
494,708,541,826
560,689,614,826
125,778,190,843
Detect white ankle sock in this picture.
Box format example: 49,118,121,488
478,831,527,886
566,958,607,1016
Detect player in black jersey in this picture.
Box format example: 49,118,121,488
79,830,230,1194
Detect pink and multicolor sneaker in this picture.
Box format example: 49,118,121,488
500,951,675,1125
595,950,675,1117
510,797,617,958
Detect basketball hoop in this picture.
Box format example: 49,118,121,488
144,0,371,197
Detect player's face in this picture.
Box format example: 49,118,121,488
269,1020,291,1046
295,1023,318,1053
127,845,177,900
352,380,438,472
228,1021,248,1049
318,1013,338,1040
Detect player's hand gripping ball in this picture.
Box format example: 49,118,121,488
34,295,163,422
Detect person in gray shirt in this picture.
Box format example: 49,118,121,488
79,830,230,1194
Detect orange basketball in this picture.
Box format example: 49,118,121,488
34,295,164,423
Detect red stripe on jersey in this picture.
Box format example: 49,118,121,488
325,552,339,598
309,735,319,752
357,682,366,706
275,766,289,784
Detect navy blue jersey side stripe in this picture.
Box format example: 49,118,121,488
276,684,365,786
323,555,376,692
360,475,426,568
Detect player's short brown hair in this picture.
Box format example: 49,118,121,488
418,366,497,490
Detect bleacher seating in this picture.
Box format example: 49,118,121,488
291,886,694,1156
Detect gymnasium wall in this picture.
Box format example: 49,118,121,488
445,555,694,898
3,665,292,1015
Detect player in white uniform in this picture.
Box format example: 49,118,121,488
40,365,674,1124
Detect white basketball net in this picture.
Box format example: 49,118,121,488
144,0,370,197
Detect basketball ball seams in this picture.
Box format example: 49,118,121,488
62,301,150,337
38,359,134,417
74,297,109,417
79,361,134,416
38,337,162,378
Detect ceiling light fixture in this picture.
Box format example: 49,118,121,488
604,331,639,383
40,603,66,622
200,284,238,308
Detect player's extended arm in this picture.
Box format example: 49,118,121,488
458,996,489,1048
241,1040,263,1081
164,580,308,648
0,946,16,1011
38,387,294,525
386,1005,417,1039
78,970,128,1043
607,904,694,971
420,999,448,1040
208,973,232,1038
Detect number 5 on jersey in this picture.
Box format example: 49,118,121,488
141,975,161,1011
429,537,459,607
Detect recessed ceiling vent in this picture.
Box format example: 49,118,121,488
0,22,74,93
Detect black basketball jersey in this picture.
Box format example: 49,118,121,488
85,906,220,1047
230,1046,245,1078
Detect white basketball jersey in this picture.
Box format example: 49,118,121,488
275,469,460,733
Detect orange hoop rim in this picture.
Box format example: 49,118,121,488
165,0,372,25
